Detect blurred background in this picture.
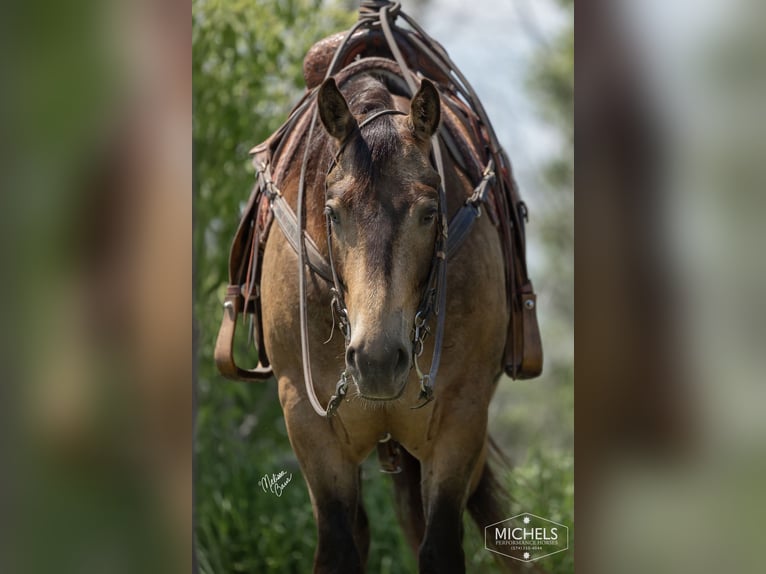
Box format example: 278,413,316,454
576,1,766,573
192,0,572,572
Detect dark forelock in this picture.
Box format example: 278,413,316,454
338,75,401,186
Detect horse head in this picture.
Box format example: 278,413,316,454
317,75,441,400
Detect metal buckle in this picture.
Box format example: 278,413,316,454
519,201,529,223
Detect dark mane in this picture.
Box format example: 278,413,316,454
338,75,401,186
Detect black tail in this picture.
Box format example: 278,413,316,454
389,445,425,555
388,438,549,574
467,435,513,542
467,440,549,573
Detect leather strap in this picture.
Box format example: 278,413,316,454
270,193,333,282
296,108,334,417
376,434,403,474
379,3,448,407
445,161,495,259
514,281,543,379
214,285,273,381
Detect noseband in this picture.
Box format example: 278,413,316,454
321,108,447,414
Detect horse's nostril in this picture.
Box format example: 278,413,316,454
345,347,357,370
395,347,409,374
346,341,408,385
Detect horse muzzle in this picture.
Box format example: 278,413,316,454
345,337,411,400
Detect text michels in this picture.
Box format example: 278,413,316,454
493,526,560,545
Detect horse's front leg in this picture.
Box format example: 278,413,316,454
417,406,488,574
312,479,368,574
279,376,369,574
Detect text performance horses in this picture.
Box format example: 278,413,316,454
215,5,542,573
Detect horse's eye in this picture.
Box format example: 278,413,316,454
420,209,437,225
324,205,340,225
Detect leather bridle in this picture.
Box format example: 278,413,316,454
322,108,409,351
319,107,447,415
263,94,491,416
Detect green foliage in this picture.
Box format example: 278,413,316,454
193,1,355,572
194,392,419,573
527,1,574,351
507,4,575,573
505,449,574,573
530,23,573,152
193,0,354,318
460,448,574,574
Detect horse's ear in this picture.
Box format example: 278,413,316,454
318,78,356,142
409,79,440,141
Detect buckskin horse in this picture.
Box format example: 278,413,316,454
215,2,542,572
